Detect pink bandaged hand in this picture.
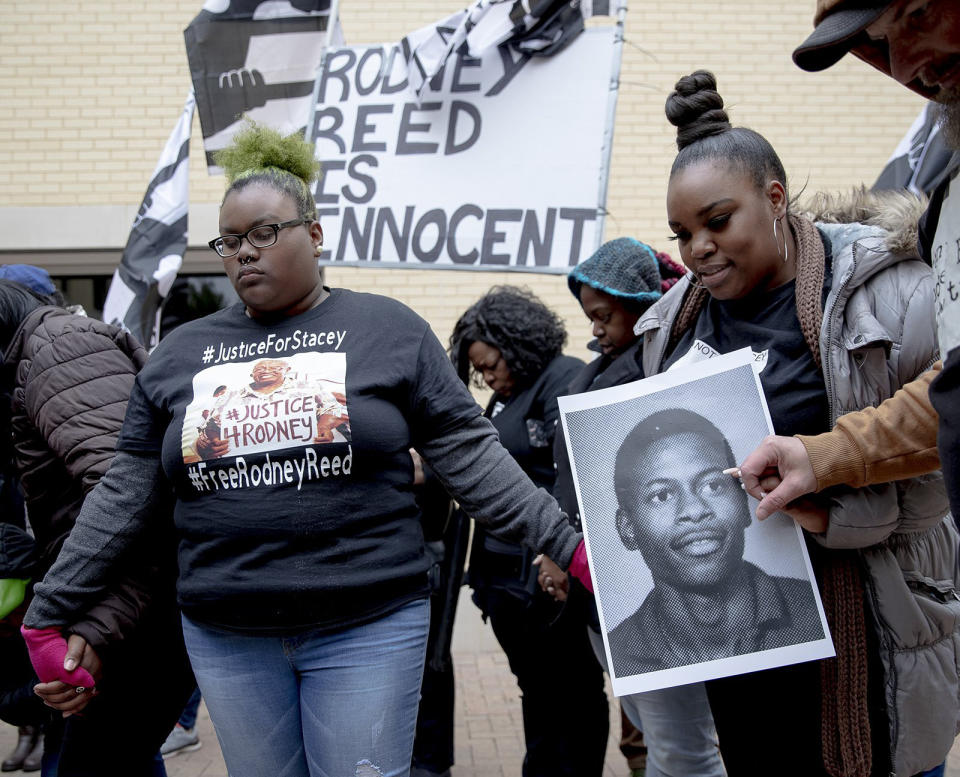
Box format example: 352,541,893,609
567,540,593,594
21,626,96,688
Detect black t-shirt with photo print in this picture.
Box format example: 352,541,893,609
118,288,481,634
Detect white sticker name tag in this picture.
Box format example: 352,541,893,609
669,340,768,375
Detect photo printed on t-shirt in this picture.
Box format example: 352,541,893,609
181,351,350,465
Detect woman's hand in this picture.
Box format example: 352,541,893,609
22,628,100,715
739,435,817,519
33,634,102,717
34,679,99,716
534,554,569,601
21,627,96,686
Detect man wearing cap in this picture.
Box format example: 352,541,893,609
740,1,960,539
735,6,960,775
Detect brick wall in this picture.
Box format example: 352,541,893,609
0,1,926,362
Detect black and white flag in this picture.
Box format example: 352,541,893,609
873,101,960,196
401,0,622,100
102,92,195,350
184,0,344,172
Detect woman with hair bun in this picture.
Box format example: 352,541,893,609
20,124,585,777
635,70,957,776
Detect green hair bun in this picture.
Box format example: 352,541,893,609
215,121,322,186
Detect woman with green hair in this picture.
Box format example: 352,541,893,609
21,124,583,777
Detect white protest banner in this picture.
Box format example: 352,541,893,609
308,27,617,272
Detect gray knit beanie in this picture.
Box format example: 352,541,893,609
568,237,676,306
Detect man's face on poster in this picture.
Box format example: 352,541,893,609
616,431,751,592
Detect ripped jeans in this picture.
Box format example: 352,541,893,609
182,598,430,777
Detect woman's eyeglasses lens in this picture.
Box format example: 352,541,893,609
212,225,281,258
209,218,309,258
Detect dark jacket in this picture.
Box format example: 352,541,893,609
469,353,584,604
486,354,585,491
552,340,644,531
550,341,644,629
3,306,152,650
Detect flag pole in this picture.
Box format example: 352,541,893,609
594,0,627,250
102,90,195,350
305,0,342,144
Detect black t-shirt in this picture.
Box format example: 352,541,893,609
662,280,829,437
117,288,481,634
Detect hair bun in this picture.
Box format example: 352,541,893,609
665,70,731,151
215,120,321,186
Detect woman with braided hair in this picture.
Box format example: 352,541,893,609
635,70,957,776
19,124,586,777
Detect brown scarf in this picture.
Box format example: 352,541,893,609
668,213,872,777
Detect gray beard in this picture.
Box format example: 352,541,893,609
938,93,960,150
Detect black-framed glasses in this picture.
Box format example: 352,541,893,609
208,218,307,258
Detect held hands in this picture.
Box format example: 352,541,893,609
738,435,828,533
535,541,593,600
21,627,101,716
567,541,593,594
534,554,569,601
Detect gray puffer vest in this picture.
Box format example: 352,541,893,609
635,197,956,776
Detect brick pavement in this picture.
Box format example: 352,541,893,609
4,593,960,776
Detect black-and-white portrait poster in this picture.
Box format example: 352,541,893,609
559,348,834,696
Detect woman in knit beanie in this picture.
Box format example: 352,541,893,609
568,237,684,361
543,237,725,777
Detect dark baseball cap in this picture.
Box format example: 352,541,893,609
793,0,896,72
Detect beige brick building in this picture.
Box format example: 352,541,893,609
0,1,925,362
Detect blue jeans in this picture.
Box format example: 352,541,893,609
587,629,725,777
177,686,202,730
182,598,430,777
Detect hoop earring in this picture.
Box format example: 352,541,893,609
773,215,788,264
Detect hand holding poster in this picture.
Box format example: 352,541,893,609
559,349,834,696
308,27,616,271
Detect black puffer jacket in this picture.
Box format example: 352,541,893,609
3,306,150,649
